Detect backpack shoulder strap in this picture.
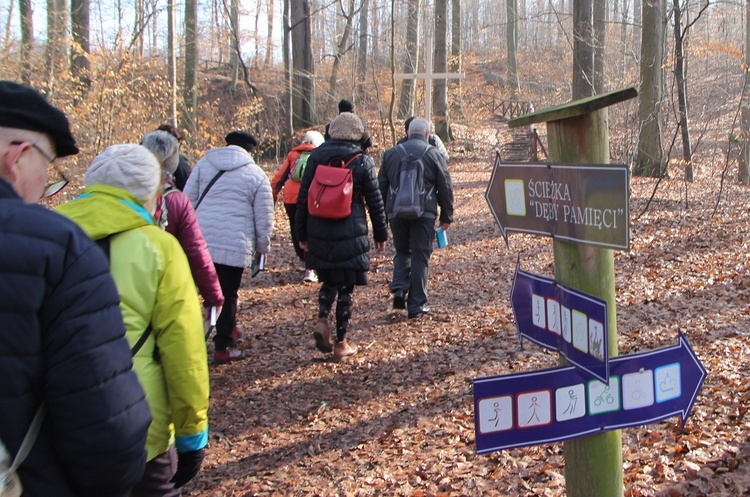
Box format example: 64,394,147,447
94,234,156,360
195,170,226,209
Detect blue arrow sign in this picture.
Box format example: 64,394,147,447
511,261,609,383
473,331,706,455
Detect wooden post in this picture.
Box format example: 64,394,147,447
509,87,637,497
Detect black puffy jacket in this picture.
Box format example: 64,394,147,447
0,178,151,497
295,139,388,271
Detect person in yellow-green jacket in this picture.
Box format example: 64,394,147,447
57,144,210,497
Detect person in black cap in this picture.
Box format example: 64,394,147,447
0,80,152,496
184,129,274,364
225,130,259,152
325,98,371,148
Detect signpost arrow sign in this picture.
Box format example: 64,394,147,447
511,260,609,383
473,331,706,455
485,156,630,250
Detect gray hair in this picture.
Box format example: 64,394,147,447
141,130,180,174
407,117,430,136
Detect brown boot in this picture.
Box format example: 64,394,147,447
333,339,358,359
313,318,332,353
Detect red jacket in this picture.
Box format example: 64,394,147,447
161,185,224,307
271,143,316,205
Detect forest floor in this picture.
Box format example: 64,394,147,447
185,124,750,497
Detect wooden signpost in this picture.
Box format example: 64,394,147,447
476,87,704,497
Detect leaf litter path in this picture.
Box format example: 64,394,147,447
187,155,750,497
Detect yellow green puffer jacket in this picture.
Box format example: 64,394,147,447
57,185,209,461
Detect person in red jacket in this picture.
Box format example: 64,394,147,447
142,131,225,313
271,130,324,283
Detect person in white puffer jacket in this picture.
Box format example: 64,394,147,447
184,130,274,364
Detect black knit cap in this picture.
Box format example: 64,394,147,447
0,81,79,157
338,99,355,113
225,130,258,152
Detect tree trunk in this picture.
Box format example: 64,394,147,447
506,0,519,97
741,0,750,185
167,0,178,123
573,0,594,98
229,0,240,88
292,0,316,128
46,0,67,83
183,0,198,137
634,0,666,177
397,0,420,119
71,0,91,100
434,0,452,141
450,0,462,116
356,0,370,105
264,0,275,69
19,0,33,84
673,0,693,181
593,0,606,93
283,0,293,136
327,0,356,114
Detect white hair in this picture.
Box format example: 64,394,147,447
302,130,325,147
85,144,161,204
407,117,431,136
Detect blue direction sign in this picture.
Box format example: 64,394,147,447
511,261,609,383
485,156,630,250
473,332,706,455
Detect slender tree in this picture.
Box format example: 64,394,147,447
741,0,750,185
167,0,178,123
434,0,452,140
450,0,462,116
355,0,370,105
506,0,519,97
264,0,275,68
593,0,605,93
71,0,91,99
673,0,692,181
183,0,198,136
327,0,357,112
229,0,240,87
572,0,594,97
397,0,420,118
292,0,316,128
634,0,666,177
19,0,33,84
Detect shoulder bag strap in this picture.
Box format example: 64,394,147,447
195,170,227,209
7,404,45,473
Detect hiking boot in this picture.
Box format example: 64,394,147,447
333,339,358,359
392,290,406,310
213,349,244,364
408,306,431,319
313,318,332,353
303,269,318,283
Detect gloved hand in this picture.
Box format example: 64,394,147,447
170,448,205,488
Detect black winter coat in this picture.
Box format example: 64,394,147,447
295,139,388,281
0,178,151,497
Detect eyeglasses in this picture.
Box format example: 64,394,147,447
10,140,69,198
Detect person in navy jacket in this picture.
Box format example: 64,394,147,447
0,80,152,497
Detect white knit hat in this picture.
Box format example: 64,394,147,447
85,144,161,204
302,130,325,147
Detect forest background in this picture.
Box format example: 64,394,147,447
2,0,750,494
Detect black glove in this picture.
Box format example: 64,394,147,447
171,448,205,488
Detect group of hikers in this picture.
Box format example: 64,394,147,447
0,81,453,497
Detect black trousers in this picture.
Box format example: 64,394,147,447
214,263,244,350
284,202,306,263
318,282,354,342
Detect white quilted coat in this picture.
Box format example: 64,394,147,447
184,145,274,268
